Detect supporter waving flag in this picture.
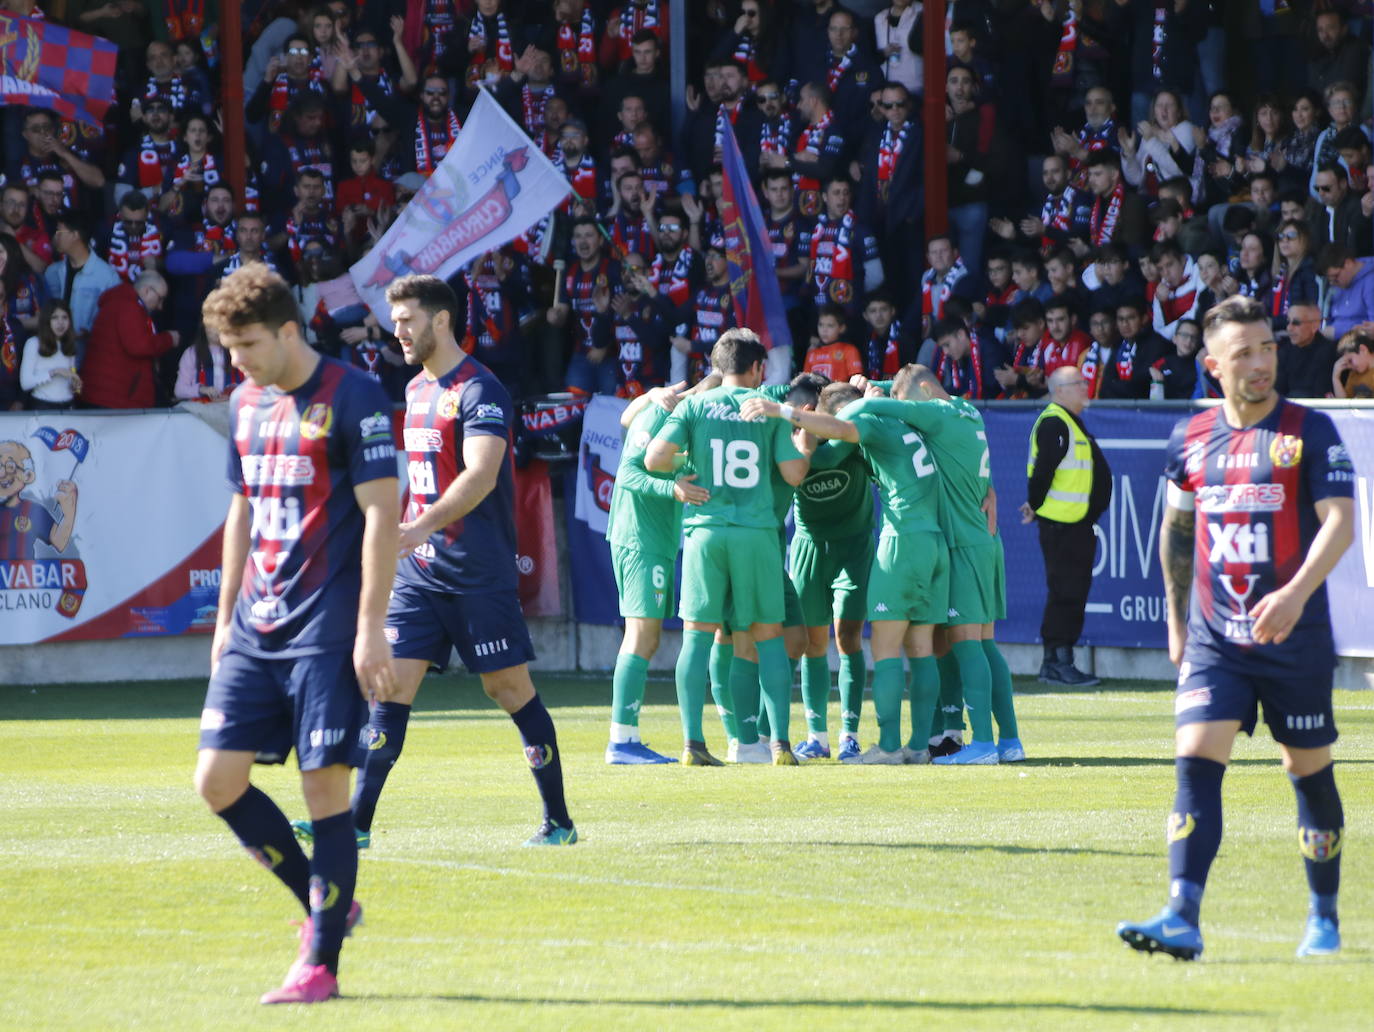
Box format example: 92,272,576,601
717,117,792,360
0,13,117,130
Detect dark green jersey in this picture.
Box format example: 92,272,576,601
658,385,802,529
794,440,875,540
850,396,993,546
837,400,942,536
607,403,683,556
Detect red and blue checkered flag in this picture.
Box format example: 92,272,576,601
717,116,792,356
0,13,117,129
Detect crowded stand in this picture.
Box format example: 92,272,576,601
0,0,1372,413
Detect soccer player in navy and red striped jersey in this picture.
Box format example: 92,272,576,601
195,265,400,1005
1119,295,1356,961
346,273,575,846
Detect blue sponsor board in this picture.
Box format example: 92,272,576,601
570,404,1374,657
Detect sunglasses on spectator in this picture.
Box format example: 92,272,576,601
658,222,682,231
878,101,908,109
423,88,448,97
1277,231,1300,240
756,92,780,101
1315,183,1337,192
287,46,311,55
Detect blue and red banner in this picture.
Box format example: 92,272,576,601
0,13,118,130
718,118,792,357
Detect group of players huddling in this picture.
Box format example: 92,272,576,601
192,266,1354,1005
609,328,1018,769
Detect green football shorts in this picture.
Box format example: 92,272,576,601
866,531,948,625
680,525,785,627
945,537,1007,626
612,545,676,620
790,529,874,626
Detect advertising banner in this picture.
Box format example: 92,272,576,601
0,411,231,644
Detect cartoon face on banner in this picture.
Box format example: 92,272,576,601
0,429,88,619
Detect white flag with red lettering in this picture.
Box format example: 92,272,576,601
349,88,570,331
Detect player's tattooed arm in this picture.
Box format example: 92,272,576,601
1159,503,1195,666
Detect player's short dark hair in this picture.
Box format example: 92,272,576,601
204,264,302,334
711,328,766,375
892,363,939,400
1202,295,1269,346
931,318,966,342
786,371,829,408
385,274,459,328
818,382,861,415
1010,298,1046,329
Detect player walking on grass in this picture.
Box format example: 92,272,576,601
1118,295,1355,961
842,366,1022,765
605,377,716,764
646,329,809,765
744,377,949,765
195,265,398,1005
330,274,575,848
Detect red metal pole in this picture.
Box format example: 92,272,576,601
922,0,947,237
221,0,247,211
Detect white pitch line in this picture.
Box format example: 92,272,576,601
1096,439,1169,449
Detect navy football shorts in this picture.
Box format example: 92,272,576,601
385,582,536,674
199,646,367,770
1175,660,1338,749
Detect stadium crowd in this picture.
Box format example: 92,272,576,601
1,0,1373,413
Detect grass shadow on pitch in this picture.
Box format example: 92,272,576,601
684,840,1153,858
355,994,1254,1017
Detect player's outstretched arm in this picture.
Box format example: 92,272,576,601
738,396,860,443
354,476,400,702
844,396,940,433
1250,496,1355,647
620,380,687,429
1159,499,1195,667
211,493,251,673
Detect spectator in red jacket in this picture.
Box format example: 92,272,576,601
80,271,179,409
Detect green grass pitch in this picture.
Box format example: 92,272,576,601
4,673,1372,1030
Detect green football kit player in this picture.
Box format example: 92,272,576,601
850,366,1022,765
787,382,876,761
743,378,948,765
647,330,809,766
605,378,716,765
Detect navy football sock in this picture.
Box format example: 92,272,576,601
511,694,571,828
350,702,411,833
217,784,311,912
306,811,358,975
1292,763,1343,919
1166,755,1226,925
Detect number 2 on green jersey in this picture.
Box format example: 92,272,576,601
709,438,760,487
902,432,936,477
975,430,991,479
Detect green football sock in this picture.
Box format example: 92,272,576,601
755,667,772,741
906,656,940,752
756,637,792,743
984,639,1018,740
709,641,740,742
872,657,906,752
839,651,865,735
933,651,963,741
729,657,761,746
674,630,713,744
801,656,831,734
951,640,993,742
611,652,649,732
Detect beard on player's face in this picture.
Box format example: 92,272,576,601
406,321,438,364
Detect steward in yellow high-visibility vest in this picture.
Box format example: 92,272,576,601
1019,367,1112,687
